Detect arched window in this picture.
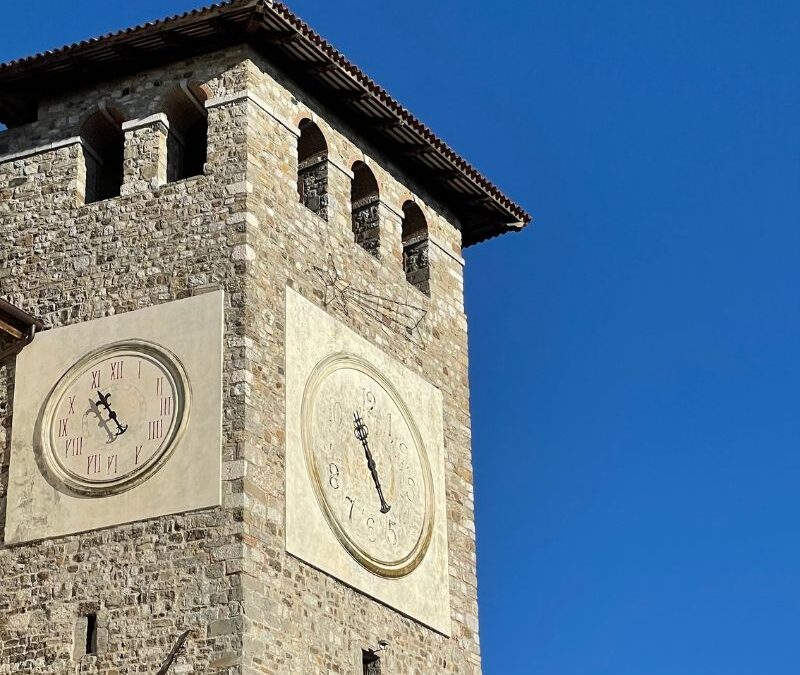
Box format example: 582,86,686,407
401,201,430,295
163,83,208,182
80,107,125,204
297,120,328,220
351,162,380,256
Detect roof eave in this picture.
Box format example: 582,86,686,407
0,0,531,245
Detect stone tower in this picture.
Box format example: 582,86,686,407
0,2,529,673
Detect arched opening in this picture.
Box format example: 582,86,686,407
297,120,328,220
163,83,208,182
362,650,381,674
401,201,430,295
80,106,125,204
351,162,380,256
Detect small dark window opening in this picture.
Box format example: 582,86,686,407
297,120,329,221
81,109,125,204
164,84,208,182
85,613,98,655
401,201,430,296
362,650,381,675
351,162,380,257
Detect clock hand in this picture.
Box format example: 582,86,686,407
353,411,391,514
95,390,128,437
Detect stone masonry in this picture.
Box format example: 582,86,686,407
297,154,329,222
0,39,485,675
352,195,381,258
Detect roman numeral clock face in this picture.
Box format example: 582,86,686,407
40,341,190,496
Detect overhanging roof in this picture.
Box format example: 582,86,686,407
0,0,531,246
0,298,44,340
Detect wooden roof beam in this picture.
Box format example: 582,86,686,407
245,3,268,34
423,167,461,179
339,90,370,103
208,14,251,38
303,62,337,75
398,144,430,157
0,298,44,358
368,118,401,130
159,29,200,48
111,43,146,60
261,30,299,44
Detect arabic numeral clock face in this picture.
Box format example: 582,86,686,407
302,354,434,578
41,341,190,496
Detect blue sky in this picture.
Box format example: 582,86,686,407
3,2,799,673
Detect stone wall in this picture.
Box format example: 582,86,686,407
0,45,481,675
297,154,329,221
403,233,432,296
352,194,381,257
0,48,252,675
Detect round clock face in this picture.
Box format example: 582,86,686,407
301,353,434,578
40,340,190,495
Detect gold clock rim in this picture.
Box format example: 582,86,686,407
38,339,192,497
301,352,435,579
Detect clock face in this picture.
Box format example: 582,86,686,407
40,341,190,495
302,353,434,577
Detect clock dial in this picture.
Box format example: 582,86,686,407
41,341,189,495
302,353,434,577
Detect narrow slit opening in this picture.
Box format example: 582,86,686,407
85,613,98,655
362,649,381,675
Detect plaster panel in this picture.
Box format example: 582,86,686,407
5,291,224,544
285,286,451,635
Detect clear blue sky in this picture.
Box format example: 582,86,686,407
3,2,799,673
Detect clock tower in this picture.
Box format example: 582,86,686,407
0,2,529,673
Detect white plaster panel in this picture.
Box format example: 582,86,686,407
5,291,224,544
285,286,451,635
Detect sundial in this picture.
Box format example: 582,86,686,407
311,253,428,347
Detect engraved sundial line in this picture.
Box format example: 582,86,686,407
310,250,428,347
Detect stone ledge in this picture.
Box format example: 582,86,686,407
121,113,170,133
0,136,82,164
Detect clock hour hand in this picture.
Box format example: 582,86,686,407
95,390,128,437
353,411,391,514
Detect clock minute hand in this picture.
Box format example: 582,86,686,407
353,411,391,514
95,390,128,437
